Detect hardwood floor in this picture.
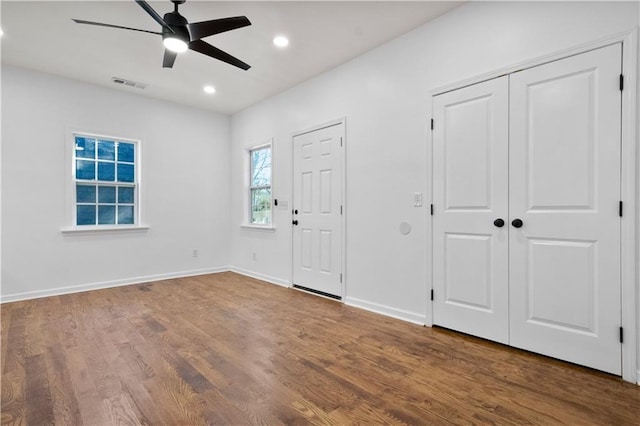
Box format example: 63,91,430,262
2,272,639,425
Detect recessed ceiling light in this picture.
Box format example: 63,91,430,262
273,35,289,48
203,85,216,94
0,28,4,37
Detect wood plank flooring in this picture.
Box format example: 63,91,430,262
2,272,639,425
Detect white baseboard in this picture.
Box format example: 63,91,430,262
637,370,640,386
228,266,290,288
345,296,426,326
0,266,229,303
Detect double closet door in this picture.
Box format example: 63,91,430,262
432,44,622,375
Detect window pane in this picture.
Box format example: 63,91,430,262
75,135,138,227
98,186,116,203
97,161,115,181
77,205,96,225
98,205,116,224
118,206,134,224
76,160,95,180
76,184,96,203
97,140,115,160
117,163,135,182
118,143,135,163
118,187,134,204
251,148,271,187
75,137,95,159
251,188,272,224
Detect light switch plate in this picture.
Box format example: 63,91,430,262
414,192,423,207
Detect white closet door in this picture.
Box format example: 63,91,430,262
509,44,622,374
432,76,510,343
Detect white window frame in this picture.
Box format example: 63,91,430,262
62,129,147,234
245,141,274,229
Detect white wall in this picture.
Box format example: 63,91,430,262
229,0,639,362
1,65,230,300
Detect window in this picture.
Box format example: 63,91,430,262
249,145,272,225
73,134,138,227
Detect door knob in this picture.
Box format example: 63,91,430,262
511,218,523,228
292,220,299,226
493,218,505,228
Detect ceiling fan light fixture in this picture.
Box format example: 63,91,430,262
163,36,188,53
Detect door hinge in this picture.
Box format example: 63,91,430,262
430,289,434,301
430,204,434,215
340,137,343,147
340,205,343,215
430,118,434,130
619,74,624,91
619,327,624,343
340,273,343,283
619,201,623,217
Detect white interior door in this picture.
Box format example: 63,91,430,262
509,44,622,374
432,76,510,343
292,123,344,297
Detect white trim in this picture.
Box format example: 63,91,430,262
229,266,291,288
428,29,638,383
619,28,638,385
61,225,149,235
239,224,276,232
290,117,347,299
0,267,228,303
345,297,426,326
291,117,346,138
426,100,434,327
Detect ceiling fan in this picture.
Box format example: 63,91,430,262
73,0,251,70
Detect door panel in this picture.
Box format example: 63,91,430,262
445,233,493,311
293,123,344,297
526,70,597,210
526,238,597,333
509,44,622,374
433,76,510,344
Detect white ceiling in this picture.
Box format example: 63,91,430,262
1,1,462,114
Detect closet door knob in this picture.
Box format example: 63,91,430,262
493,218,505,228
511,218,523,228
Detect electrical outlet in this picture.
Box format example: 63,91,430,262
192,249,199,258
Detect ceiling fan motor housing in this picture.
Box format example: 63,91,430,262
163,11,190,43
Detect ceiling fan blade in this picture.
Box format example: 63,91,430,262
163,49,177,68
187,16,251,41
189,40,251,70
134,0,174,33
72,19,162,35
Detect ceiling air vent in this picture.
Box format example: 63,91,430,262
111,77,147,90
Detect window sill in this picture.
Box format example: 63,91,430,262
61,225,149,236
240,224,276,232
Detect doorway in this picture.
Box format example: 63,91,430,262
292,120,345,298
